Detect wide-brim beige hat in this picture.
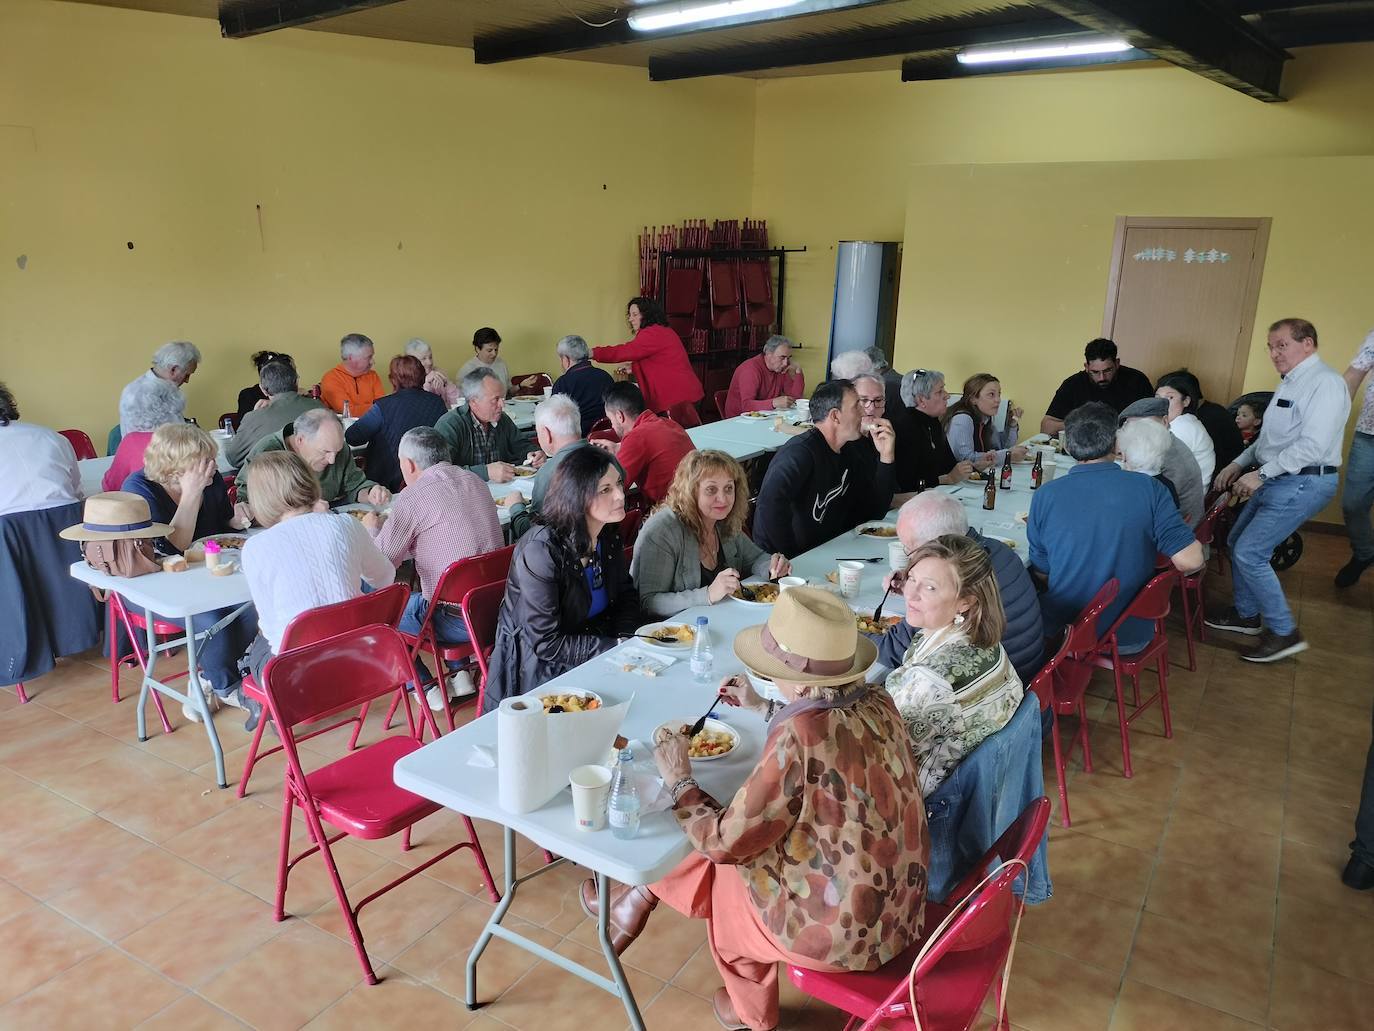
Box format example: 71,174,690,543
60,492,172,541
733,586,877,688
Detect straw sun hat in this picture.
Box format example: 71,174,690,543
733,586,877,688
60,492,172,542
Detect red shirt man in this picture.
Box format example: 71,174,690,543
591,299,703,416
724,336,805,417
596,382,695,505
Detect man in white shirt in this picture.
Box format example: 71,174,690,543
1337,328,1374,588
118,340,201,435
1206,318,1351,662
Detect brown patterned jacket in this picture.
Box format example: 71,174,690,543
673,685,930,970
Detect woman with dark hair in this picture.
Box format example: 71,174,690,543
236,350,296,421
344,355,448,491
482,446,642,714
591,296,704,417
456,327,512,395
1155,371,1217,487
943,372,1027,470
1158,367,1244,471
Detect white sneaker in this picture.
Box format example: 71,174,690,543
220,689,246,711
425,684,449,712
448,670,476,699
181,684,220,723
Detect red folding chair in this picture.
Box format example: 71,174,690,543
509,372,552,397
390,545,515,734
1031,580,1118,827
261,625,499,984
789,857,1031,1031
1178,495,1229,672
713,389,729,420
666,400,702,429
461,580,506,717
217,411,241,432
1089,570,1179,780
107,592,177,735
237,582,410,798
58,429,98,461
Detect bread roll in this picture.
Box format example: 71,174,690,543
161,555,188,573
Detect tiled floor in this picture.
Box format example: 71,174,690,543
4,533,1372,1030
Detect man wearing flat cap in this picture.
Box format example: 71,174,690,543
1118,396,1204,526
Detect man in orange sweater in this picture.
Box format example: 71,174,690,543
320,333,384,417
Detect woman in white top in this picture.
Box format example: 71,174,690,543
240,451,395,699
455,327,513,396
1155,373,1216,487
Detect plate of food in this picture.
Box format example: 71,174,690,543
336,504,390,522
636,622,696,650
534,688,602,713
985,534,1018,551
513,466,537,478
655,718,740,761
855,612,902,635
742,410,775,419
857,523,898,538
731,581,780,605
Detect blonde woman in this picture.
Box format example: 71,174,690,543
630,450,789,616
885,533,1023,796
120,423,256,723
121,423,249,553
239,452,395,709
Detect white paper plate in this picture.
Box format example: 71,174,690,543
655,717,740,762
635,622,696,651
730,581,779,605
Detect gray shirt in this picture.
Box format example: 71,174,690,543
226,392,325,468
630,507,772,616
1160,433,1204,527
1237,353,1350,478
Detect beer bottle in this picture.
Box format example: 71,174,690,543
999,452,1013,490
1030,451,1044,490
983,472,997,511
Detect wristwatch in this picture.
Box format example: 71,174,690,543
1257,469,1270,482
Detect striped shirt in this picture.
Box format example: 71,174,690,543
370,463,504,600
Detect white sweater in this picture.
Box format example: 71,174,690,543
242,512,396,651
1168,413,1216,488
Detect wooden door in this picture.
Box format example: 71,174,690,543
1103,217,1271,404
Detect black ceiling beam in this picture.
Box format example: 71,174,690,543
218,0,405,39
901,46,1152,82
1259,8,1374,48
474,0,903,64
648,12,1082,80
1034,0,1290,101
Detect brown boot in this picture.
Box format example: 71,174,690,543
712,987,774,1031
578,878,659,955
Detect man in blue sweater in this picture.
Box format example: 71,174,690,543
870,491,1045,684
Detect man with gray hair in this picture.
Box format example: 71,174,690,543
1117,397,1203,526
320,332,383,417
434,367,538,482
551,333,615,432
1029,401,1201,655
226,361,324,467
834,349,912,476
240,407,389,509
117,340,201,434
868,492,1044,681
362,426,503,707
723,334,805,416
902,368,975,490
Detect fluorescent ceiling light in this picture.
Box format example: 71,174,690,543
628,0,806,33
957,38,1133,66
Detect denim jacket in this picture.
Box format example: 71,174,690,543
923,691,1051,905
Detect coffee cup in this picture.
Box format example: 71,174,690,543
887,541,910,574
569,764,612,831
837,560,864,600
777,576,807,592
542,386,553,398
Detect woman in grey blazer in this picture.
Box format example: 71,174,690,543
630,449,790,617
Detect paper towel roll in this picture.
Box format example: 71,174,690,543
497,696,550,814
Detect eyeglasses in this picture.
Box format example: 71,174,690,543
857,397,885,408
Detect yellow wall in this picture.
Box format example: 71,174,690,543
0,0,756,439
751,44,1374,386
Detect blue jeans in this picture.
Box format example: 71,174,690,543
398,592,470,675
1230,472,1338,636
144,605,258,699
1342,432,1374,562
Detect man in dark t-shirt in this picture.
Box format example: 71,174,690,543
1041,337,1153,435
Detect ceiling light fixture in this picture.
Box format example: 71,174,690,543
957,38,1133,65
628,0,807,33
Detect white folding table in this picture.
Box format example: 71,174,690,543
78,453,235,499
68,560,253,787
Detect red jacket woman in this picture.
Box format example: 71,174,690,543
592,297,704,417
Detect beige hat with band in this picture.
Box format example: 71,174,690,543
733,586,877,688
60,492,172,542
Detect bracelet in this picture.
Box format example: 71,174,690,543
670,777,699,804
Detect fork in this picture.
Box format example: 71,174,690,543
688,692,724,738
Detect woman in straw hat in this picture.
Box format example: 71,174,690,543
579,587,930,1031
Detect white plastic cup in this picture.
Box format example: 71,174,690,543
542,386,553,398
1041,459,1058,484
778,576,807,592
887,541,910,574
569,764,612,831
837,560,864,600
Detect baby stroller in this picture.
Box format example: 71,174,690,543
1209,489,1304,572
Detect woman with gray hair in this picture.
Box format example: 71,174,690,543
1117,415,1182,511
406,338,460,407
103,369,191,491
901,369,975,490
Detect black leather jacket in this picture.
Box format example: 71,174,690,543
481,523,641,714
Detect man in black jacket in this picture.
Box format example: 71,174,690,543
870,491,1045,684
754,379,897,557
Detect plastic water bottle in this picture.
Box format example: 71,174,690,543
608,746,640,840
690,616,713,683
